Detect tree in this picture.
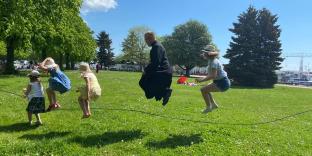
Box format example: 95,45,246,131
60,10,97,70
96,31,114,67
162,20,214,77
0,0,97,72
224,6,283,88
0,41,6,60
0,0,35,74
121,31,140,64
129,26,150,70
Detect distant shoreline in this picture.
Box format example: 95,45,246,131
276,84,312,89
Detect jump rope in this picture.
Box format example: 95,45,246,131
0,89,311,126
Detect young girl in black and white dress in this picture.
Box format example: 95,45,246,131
23,70,45,125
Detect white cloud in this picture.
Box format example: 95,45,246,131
82,0,117,14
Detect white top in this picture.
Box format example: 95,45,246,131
27,82,44,101
207,58,228,80
82,72,101,92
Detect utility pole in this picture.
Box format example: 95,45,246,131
285,53,312,80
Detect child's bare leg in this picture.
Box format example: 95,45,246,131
78,97,87,115
46,88,55,105
200,83,220,113
200,87,213,108
34,113,42,124
85,100,91,116
51,90,56,104
27,112,32,124
207,93,218,109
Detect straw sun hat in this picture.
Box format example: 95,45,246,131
44,58,57,68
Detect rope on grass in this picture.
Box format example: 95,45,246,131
61,107,312,126
0,89,24,98
1,89,311,126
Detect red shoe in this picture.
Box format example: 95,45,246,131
46,104,55,112
55,102,61,108
46,103,60,112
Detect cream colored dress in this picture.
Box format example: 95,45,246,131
79,72,101,100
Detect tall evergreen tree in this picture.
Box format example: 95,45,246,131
96,31,114,67
121,31,140,64
224,6,283,88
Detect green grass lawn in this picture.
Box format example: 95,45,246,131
0,71,312,155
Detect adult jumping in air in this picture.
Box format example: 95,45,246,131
139,31,173,106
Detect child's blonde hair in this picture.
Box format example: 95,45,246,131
79,62,92,73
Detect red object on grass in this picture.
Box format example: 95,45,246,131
177,76,188,84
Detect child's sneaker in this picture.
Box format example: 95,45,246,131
211,103,219,110
35,121,42,126
202,107,211,114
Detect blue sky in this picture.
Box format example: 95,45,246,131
81,0,312,71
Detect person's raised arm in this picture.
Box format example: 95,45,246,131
24,84,32,98
195,69,217,83
38,58,49,71
207,51,219,56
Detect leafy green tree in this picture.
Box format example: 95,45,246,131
224,6,283,88
60,10,97,70
162,20,214,77
0,0,96,72
129,26,150,69
0,0,35,74
0,41,6,60
96,31,114,67
113,54,124,64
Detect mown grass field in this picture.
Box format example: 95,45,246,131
0,71,311,155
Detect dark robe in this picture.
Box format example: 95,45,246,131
139,41,172,101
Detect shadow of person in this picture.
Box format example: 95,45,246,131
146,134,203,149
0,123,39,132
19,131,71,140
70,130,146,148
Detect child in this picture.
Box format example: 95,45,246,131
77,62,101,118
39,57,71,111
195,45,231,113
96,63,100,73
23,70,45,125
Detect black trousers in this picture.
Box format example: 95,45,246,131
139,72,172,100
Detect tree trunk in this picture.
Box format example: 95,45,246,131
4,37,16,74
70,61,75,70
185,68,191,77
41,48,47,60
65,52,70,70
59,52,64,71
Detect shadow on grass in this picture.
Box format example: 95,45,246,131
19,131,71,140
146,134,203,149
0,123,39,132
70,130,146,148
